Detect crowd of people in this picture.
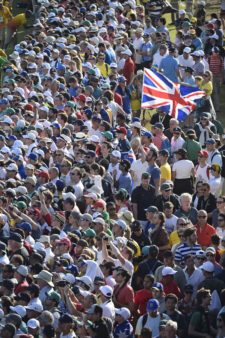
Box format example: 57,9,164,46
0,0,224,337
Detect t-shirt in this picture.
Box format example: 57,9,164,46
160,162,171,182
189,309,209,334
159,55,179,82
113,284,134,307
123,57,135,84
131,184,156,220
131,159,148,189
172,159,194,179
134,289,153,316
195,223,216,247
135,313,169,336
7,13,26,30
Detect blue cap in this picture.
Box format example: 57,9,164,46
20,71,28,77
142,246,150,257
84,109,93,118
60,83,66,90
143,33,150,37
72,229,82,238
143,131,152,138
159,149,169,157
28,153,38,161
57,64,66,71
96,13,103,20
145,206,158,213
0,99,9,104
43,49,51,56
0,135,5,142
152,282,164,292
9,135,17,141
56,179,65,189
146,299,159,311
65,264,79,275
132,117,141,123
206,138,216,145
17,222,32,232
87,150,96,157
92,115,102,122
5,68,13,73
107,25,114,30
74,119,84,126
118,76,126,83
80,6,86,11
52,123,61,129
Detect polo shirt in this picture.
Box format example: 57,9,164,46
160,162,171,182
134,289,153,315
195,223,216,247
147,164,161,187
101,300,115,320
123,57,135,84
113,284,134,307
131,184,156,220
159,55,179,82
175,241,202,265
160,280,181,298
182,140,201,162
183,266,204,296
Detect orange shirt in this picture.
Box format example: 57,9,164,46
195,223,216,247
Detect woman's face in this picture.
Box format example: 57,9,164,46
152,214,159,225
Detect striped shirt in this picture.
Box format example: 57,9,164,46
209,54,224,77
175,241,202,265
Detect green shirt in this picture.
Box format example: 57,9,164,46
182,140,201,162
189,310,209,333
213,119,223,135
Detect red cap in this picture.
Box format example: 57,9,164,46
27,208,40,218
198,150,209,158
24,104,34,111
93,199,106,209
36,171,50,179
77,94,86,102
206,23,214,29
57,237,71,247
116,127,127,135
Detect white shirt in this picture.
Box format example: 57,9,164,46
114,258,134,278
209,176,222,197
26,234,35,247
152,51,168,67
216,227,225,240
178,54,194,79
135,313,170,336
171,137,185,158
130,159,148,189
165,215,178,234
133,37,144,64
195,164,210,183
108,163,121,181
183,266,205,296
172,159,194,179
101,300,115,320
207,150,222,167
72,181,84,201
105,275,116,289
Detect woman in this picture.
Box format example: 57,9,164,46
217,312,225,338
130,121,142,158
172,148,195,195
150,212,170,261
182,129,201,164
114,190,129,215
129,74,142,117
194,112,216,146
200,70,213,97
192,181,204,209
171,127,185,162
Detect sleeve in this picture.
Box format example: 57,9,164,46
151,167,161,180
131,187,139,203
189,312,202,329
159,58,164,70
135,316,143,335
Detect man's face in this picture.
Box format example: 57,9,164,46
189,232,197,244
165,298,176,312
185,256,194,268
181,197,191,209
206,143,214,152
206,251,215,262
143,277,153,289
142,178,150,188
164,256,173,266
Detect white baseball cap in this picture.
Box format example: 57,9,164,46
112,150,121,158
183,47,191,53
27,319,40,329
76,275,92,288
99,285,113,297
26,303,43,313
115,307,131,320
23,132,36,141
162,267,177,276
6,163,18,171
201,261,214,272
10,305,26,318
62,192,76,202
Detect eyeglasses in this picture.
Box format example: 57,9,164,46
178,223,188,226
55,154,63,157
217,201,224,204
202,189,207,192
198,215,207,218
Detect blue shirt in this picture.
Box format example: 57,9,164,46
192,37,203,50
159,55,179,82
183,76,196,87
99,109,110,123
114,320,133,338
116,86,131,114
118,173,132,194
141,41,153,62
147,164,161,186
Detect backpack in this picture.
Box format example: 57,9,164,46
195,164,210,180
142,312,166,328
144,260,158,276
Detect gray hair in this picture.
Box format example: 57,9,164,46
166,320,177,331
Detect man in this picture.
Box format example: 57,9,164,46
155,251,186,293
5,10,32,48
34,270,54,304
206,138,222,167
192,50,205,76
134,274,154,316
155,182,180,212
122,49,135,85
183,254,204,297
209,46,224,112
197,183,217,222
198,261,225,295
188,288,213,337
14,265,29,295
58,314,76,338
209,164,222,198
133,245,163,290
131,220,151,249
130,148,149,190
113,307,133,338
175,227,202,266
85,304,112,337
164,293,187,337
45,291,61,329
159,47,180,83
99,285,115,320
54,238,73,263
175,193,198,225
146,148,161,194
8,232,29,265
152,122,171,152
131,172,155,221
195,210,216,248
178,47,194,80
135,299,169,337
158,150,171,183
205,246,222,275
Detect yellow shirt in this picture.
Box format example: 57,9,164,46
160,162,171,182
140,109,156,131
8,13,26,30
169,230,180,247
96,62,110,78
200,79,213,96
0,5,12,26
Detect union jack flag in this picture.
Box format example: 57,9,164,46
141,68,205,121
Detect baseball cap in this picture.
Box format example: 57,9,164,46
162,267,177,276
201,261,214,272
27,319,40,329
99,285,113,297
76,275,92,288
118,76,126,82
143,131,152,138
206,138,216,145
158,149,169,157
84,228,96,238
116,219,127,230
56,238,71,248
210,164,221,172
115,307,130,320
112,150,121,158
145,206,158,213
152,282,164,291
46,291,61,303
184,284,194,293
161,183,171,191
146,299,159,311
205,246,216,255
116,127,127,135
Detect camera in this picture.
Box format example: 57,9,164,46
103,236,108,241
56,280,69,287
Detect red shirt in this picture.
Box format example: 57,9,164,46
134,289,152,315
114,92,123,106
15,280,29,295
123,57,135,84
195,223,216,247
160,280,182,298
113,284,134,306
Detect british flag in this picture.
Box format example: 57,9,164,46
141,68,205,121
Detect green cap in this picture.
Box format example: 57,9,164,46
8,79,16,84
16,201,27,209
46,291,61,303
142,172,150,179
102,210,109,222
13,126,22,132
81,20,91,27
87,68,96,75
142,245,150,257
66,101,75,108
84,228,96,238
27,125,35,131
51,8,58,14
65,71,74,77
101,83,110,89
4,108,15,115
101,131,113,140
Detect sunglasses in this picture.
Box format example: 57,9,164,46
198,215,207,218
178,223,188,226
217,201,223,204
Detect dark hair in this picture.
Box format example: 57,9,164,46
140,327,152,338
163,250,174,259
211,233,220,245
43,325,55,338
196,288,211,305
149,245,159,258
220,289,225,306
159,17,166,25
165,293,178,303
184,254,193,261
115,190,127,203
